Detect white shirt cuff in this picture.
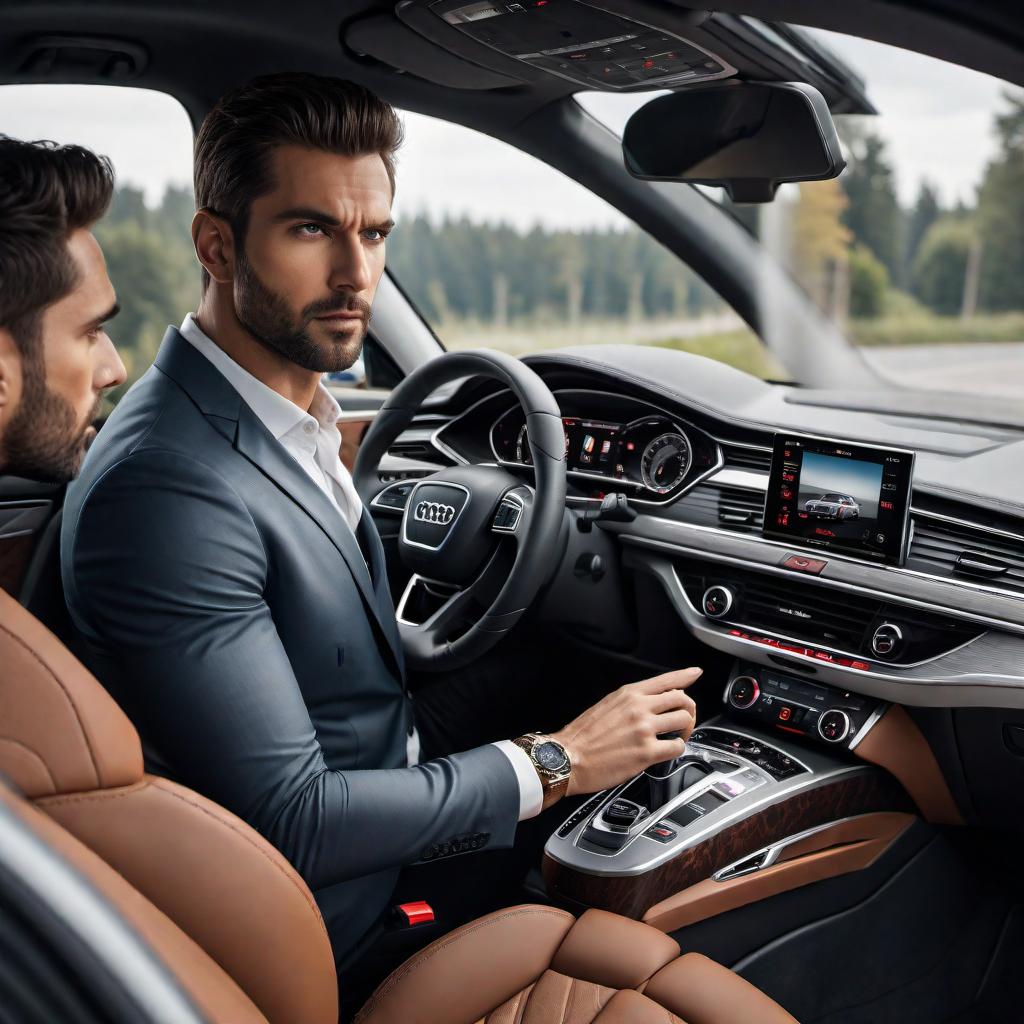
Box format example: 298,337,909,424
492,740,544,821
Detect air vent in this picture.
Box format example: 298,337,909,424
722,444,773,474
908,514,1024,598
672,483,765,533
677,557,984,662
387,441,435,460
738,575,879,652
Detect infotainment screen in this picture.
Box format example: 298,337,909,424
762,433,915,565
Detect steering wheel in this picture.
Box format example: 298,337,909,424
353,350,567,672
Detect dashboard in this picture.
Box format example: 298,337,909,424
383,345,1024,711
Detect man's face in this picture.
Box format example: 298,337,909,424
233,146,392,373
0,230,126,482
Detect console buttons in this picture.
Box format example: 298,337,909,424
702,585,735,619
727,676,760,710
817,709,852,744
645,822,677,843
714,778,746,798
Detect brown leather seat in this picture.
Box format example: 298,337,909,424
0,588,798,1023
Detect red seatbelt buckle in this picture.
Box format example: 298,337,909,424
394,900,435,928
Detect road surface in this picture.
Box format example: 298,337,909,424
862,342,1024,399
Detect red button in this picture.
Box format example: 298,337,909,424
778,706,792,722
781,554,828,575
396,901,435,927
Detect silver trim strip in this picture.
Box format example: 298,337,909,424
711,812,883,881
395,573,459,627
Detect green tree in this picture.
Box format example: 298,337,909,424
976,90,1024,312
838,121,903,279
912,218,974,315
848,244,889,318
902,181,941,288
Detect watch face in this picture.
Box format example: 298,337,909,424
534,741,569,773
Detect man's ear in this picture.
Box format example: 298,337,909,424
192,210,236,285
0,329,21,424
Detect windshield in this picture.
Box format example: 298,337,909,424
575,27,1024,404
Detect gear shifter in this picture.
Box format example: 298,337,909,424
644,732,714,808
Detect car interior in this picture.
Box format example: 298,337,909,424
2,1,1024,1023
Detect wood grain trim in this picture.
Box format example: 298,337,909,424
640,811,915,933
543,768,912,920
855,706,963,825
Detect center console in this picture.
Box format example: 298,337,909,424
543,663,917,924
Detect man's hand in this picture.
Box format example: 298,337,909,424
550,667,702,798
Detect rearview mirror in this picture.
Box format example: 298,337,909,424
622,82,846,203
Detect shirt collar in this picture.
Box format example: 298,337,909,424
179,313,340,440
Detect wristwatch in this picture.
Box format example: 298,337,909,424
512,733,572,810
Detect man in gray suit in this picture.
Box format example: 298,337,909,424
61,73,701,968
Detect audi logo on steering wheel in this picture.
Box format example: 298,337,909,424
414,500,456,525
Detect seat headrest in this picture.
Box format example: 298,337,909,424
0,590,142,798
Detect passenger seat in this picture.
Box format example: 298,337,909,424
0,588,798,1023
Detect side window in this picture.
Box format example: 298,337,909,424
0,84,196,402
387,109,783,379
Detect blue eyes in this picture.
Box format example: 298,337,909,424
295,223,388,243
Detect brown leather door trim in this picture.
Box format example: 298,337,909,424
855,705,964,825
641,811,915,933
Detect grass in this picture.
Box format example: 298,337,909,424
850,312,1024,347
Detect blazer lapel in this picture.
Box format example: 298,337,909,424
154,328,403,672
357,511,404,677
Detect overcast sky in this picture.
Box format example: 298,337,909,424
0,28,1011,229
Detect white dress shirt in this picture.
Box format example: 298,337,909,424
179,314,543,821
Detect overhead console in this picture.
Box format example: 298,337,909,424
426,0,735,90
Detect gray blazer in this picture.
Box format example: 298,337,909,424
61,327,520,960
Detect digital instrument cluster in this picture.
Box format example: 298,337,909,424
491,407,695,498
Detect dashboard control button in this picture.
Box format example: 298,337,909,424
817,709,852,744
871,623,904,658
727,675,760,710
702,584,734,619
780,553,828,574
645,822,677,843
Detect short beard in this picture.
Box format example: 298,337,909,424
0,352,99,484
234,249,369,373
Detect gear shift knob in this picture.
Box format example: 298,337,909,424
645,731,712,808
646,731,686,779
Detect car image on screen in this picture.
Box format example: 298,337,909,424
803,493,862,520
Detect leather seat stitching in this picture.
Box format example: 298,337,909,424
0,618,104,786
37,779,330,941
360,907,573,1013
0,738,58,792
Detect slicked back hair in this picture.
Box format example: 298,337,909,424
0,137,114,356
193,72,404,290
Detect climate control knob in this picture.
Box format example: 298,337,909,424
817,709,852,744
727,675,760,710
702,585,735,619
871,623,904,658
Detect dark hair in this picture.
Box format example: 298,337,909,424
0,138,114,356
194,72,404,289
